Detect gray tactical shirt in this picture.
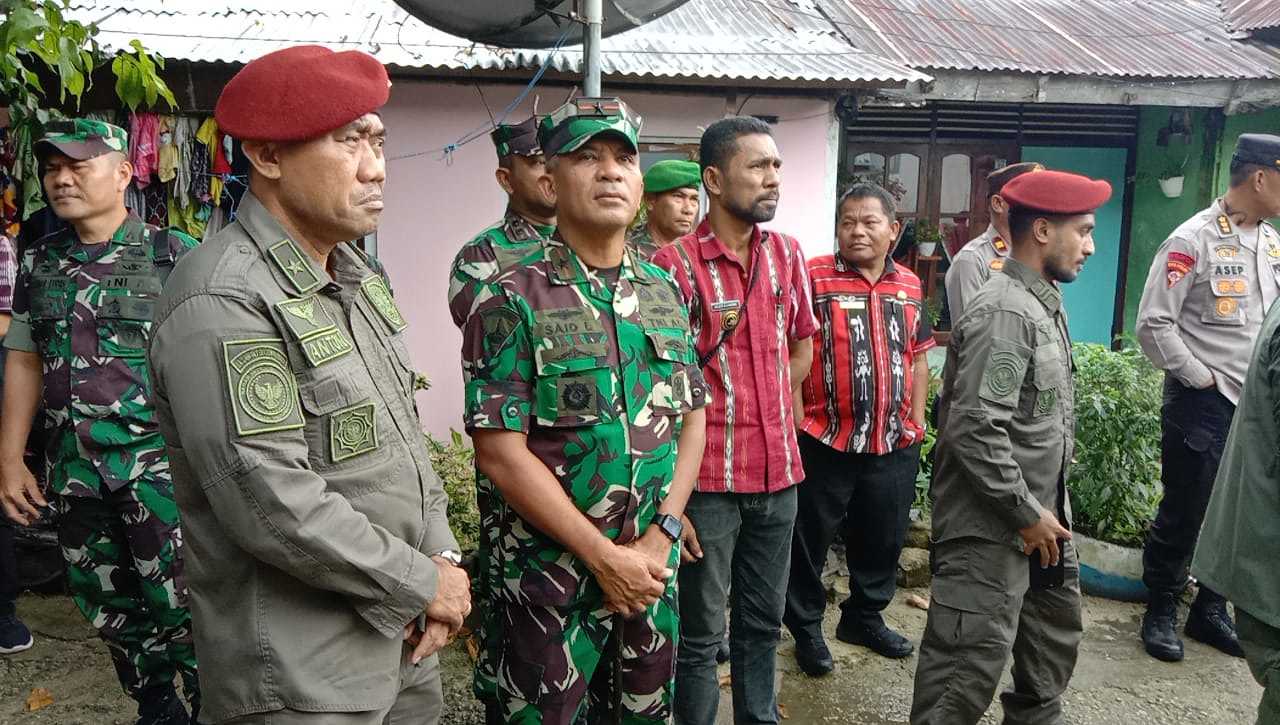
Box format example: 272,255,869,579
931,257,1074,548
945,224,1010,324
1136,199,1280,404
149,192,457,722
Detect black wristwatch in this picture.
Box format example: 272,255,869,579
653,513,683,542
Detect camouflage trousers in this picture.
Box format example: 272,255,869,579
492,551,679,725
56,475,199,710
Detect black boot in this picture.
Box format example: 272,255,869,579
1185,590,1246,659
835,615,914,659
1142,592,1184,662
791,628,835,677
136,684,190,725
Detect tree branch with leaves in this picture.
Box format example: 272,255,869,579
1,0,175,217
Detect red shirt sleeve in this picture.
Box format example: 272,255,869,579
786,236,819,341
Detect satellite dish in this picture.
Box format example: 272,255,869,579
392,0,692,48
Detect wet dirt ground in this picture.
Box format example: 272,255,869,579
0,588,1259,724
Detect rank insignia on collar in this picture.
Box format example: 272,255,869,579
1217,215,1234,236
993,238,1008,253
267,239,323,295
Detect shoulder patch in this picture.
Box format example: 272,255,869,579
989,258,1005,271
1166,251,1195,288
480,306,522,351
980,337,1031,407
223,338,304,436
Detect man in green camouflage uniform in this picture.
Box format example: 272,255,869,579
0,119,199,725
461,98,708,724
626,159,701,260
447,115,557,715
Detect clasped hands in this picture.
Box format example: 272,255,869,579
403,556,472,665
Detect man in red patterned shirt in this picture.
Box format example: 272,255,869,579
652,116,817,725
784,184,933,676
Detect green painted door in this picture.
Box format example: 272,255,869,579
1020,146,1129,345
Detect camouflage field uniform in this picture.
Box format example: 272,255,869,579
626,225,663,261
4,214,199,707
448,208,553,705
461,235,708,724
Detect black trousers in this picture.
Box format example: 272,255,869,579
784,433,920,635
1142,377,1235,598
0,522,16,617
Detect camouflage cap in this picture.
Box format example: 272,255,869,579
491,116,542,159
538,97,641,156
35,119,129,162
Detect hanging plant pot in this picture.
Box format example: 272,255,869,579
917,242,938,257
1158,176,1185,198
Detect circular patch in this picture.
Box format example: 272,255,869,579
986,351,1023,397
1233,279,1247,294
562,382,592,411
1217,297,1238,316
237,349,297,425
334,411,373,449
722,309,741,331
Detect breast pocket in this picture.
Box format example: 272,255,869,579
1202,270,1249,327
645,329,694,416
97,296,156,358
533,351,616,428
297,368,397,486
1022,345,1065,420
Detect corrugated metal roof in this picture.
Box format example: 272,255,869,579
1220,0,1280,32
64,0,928,84
818,0,1280,79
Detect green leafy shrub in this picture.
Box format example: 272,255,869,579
426,430,480,553
913,375,942,516
1068,342,1163,547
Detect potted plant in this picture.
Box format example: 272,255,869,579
1157,157,1187,199
915,224,943,257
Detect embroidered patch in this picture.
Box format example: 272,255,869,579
223,338,304,436
980,339,1031,406
1034,388,1057,416
533,307,605,338
360,275,408,333
1166,252,1195,288
329,402,378,462
1214,279,1248,296
267,239,323,295
1216,297,1239,317
276,296,354,366
1217,215,1233,236
482,307,522,351
989,259,1005,271
557,375,598,414
1215,245,1239,259
1270,245,1280,259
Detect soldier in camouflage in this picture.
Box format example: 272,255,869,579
447,115,558,715
0,119,199,725
627,159,701,260
461,97,708,724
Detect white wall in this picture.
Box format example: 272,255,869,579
378,80,839,437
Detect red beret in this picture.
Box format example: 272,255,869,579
1001,169,1112,215
215,45,390,142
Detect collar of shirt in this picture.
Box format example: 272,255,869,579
984,224,1011,256
52,212,147,264
1002,256,1062,314
503,207,554,242
833,250,898,279
695,217,764,268
235,192,348,297
542,232,653,301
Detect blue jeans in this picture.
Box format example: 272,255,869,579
674,487,798,725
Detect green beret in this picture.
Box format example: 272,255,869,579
644,160,701,194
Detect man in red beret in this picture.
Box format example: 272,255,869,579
147,45,470,724
911,170,1111,725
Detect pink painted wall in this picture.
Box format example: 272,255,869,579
378,80,838,438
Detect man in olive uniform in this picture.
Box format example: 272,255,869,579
1135,133,1280,663
1192,261,1280,725
628,159,701,259
146,45,470,724
0,119,199,725
461,97,708,724
945,162,1043,322
911,170,1111,725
